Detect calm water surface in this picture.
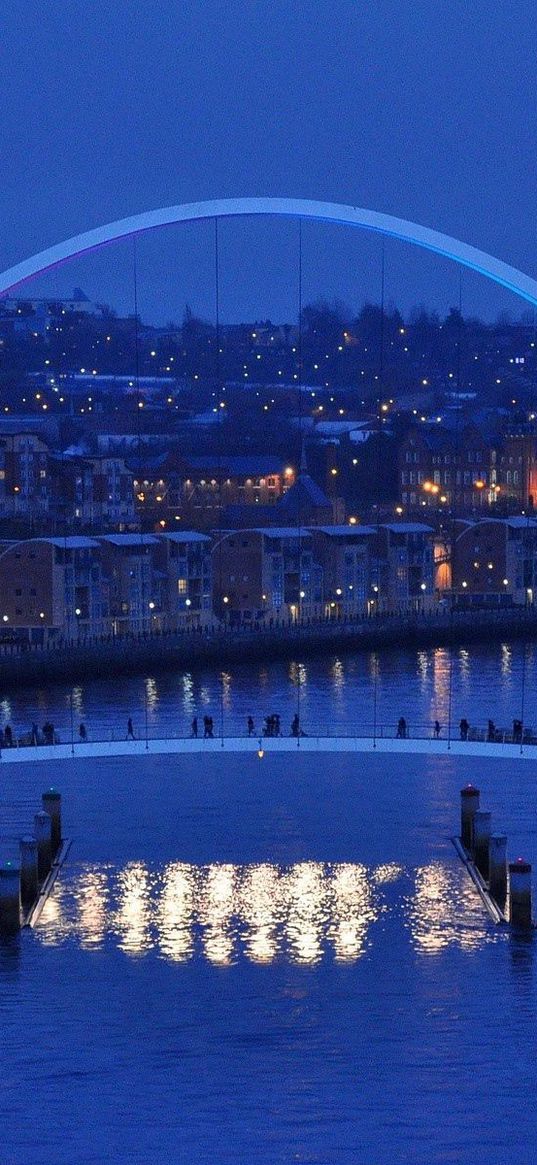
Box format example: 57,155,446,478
2,748,537,1163
0,639,535,742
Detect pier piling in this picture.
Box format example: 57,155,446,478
460,785,480,850
0,862,21,933
509,859,533,928
472,811,492,879
34,811,52,882
489,835,507,906
42,790,61,857
19,836,38,909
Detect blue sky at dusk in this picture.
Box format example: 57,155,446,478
1,1,536,324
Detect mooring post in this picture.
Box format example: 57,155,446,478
19,835,38,909
472,811,492,879
0,862,21,934
42,790,61,857
460,785,480,850
489,834,505,904
34,811,52,881
509,859,532,928
489,835,507,906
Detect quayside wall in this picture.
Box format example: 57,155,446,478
1,608,536,686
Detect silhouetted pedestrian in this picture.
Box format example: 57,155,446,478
434,720,441,739
4,724,13,748
192,716,198,738
126,717,135,740
42,722,54,745
396,717,407,739
79,723,87,742
460,718,469,741
30,723,39,745
291,713,300,737
487,719,495,742
247,716,254,736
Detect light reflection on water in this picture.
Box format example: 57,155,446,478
37,857,500,964
1,640,533,741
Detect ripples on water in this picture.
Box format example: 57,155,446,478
37,857,500,963
2,746,535,1163
1,641,534,742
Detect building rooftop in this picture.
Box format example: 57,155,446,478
313,525,376,537
259,527,313,539
382,523,435,534
157,532,211,543
186,456,287,475
278,474,331,515
98,534,158,546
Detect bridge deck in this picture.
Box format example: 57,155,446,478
0,734,534,763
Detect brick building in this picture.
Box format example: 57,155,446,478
452,517,537,605
0,536,104,643
212,527,323,623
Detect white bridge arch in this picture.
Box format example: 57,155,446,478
1,197,537,305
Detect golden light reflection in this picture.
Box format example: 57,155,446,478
38,879,65,943
289,661,307,688
432,648,450,718
239,863,281,963
34,858,496,964
71,686,84,716
76,869,109,949
156,862,195,962
329,863,376,961
286,861,327,964
181,672,194,710
373,862,405,884
416,651,429,691
220,672,232,711
145,677,159,713
408,862,494,954
331,658,345,698
200,863,236,964
115,862,152,956
458,648,470,683
501,643,512,678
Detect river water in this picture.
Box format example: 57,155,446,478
0,638,534,743
2,642,537,1162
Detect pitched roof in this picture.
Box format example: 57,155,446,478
278,474,331,516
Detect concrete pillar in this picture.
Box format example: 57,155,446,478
19,835,38,909
34,811,52,882
42,789,61,857
489,835,507,906
473,811,492,879
0,862,21,934
460,785,480,850
509,859,532,928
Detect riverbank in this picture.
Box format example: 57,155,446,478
1,607,536,686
